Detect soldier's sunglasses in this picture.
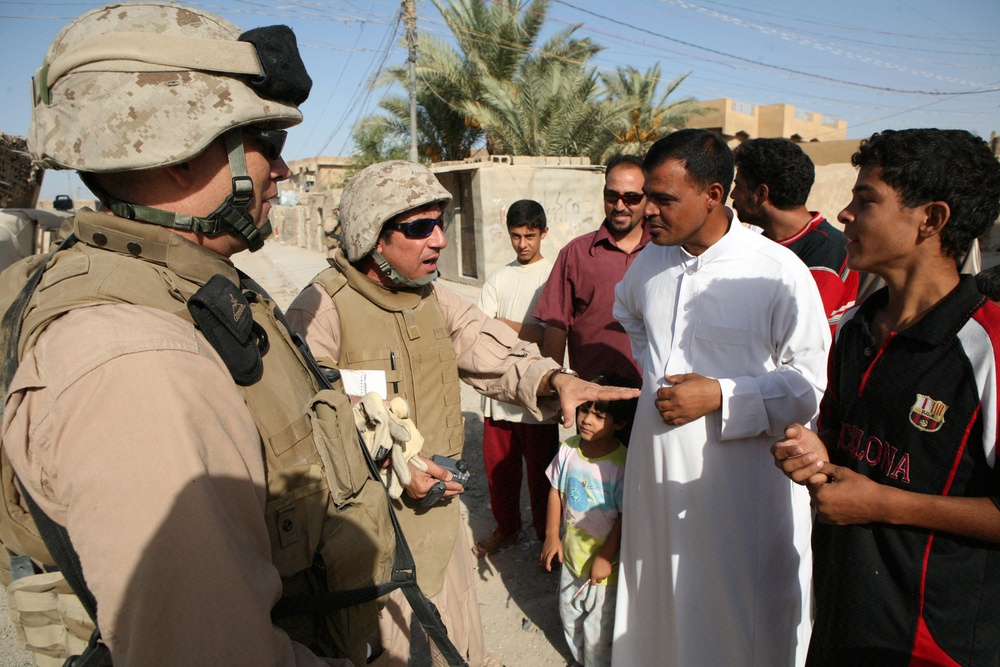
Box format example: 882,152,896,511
386,216,445,239
244,127,288,161
603,190,644,206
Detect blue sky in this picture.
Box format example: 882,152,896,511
2,0,998,200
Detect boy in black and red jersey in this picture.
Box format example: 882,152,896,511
772,128,1000,667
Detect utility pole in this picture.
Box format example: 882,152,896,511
403,0,419,163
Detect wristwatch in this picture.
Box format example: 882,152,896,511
547,367,579,394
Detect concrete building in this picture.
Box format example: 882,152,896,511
686,98,848,144
271,156,353,255
284,156,352,195
431,155,604,285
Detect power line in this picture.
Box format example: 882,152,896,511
662,0,992,89
550,0,1000,95
326,9,405,156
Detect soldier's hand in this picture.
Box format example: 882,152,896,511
404,455,464,501
548,372,641,428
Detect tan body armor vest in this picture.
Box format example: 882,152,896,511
0,211,391,666
313,252,463,597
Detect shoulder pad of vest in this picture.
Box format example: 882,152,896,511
312,266,349,298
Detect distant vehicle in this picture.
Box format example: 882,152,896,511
52,195,74,211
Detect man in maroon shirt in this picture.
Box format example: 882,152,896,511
533,155,651,387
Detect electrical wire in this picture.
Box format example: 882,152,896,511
549,0,1000,95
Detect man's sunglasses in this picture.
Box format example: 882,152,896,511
386,216,445,239
244,127,288,161
603,190,644,206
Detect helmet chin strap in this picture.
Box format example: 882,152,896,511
371,250,438,288
97,129,272,252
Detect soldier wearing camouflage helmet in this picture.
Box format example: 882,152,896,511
287,160,640,666
0,3,394,665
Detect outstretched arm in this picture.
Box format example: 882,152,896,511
541,370,641,429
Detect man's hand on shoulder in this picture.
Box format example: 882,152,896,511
655,374,721,426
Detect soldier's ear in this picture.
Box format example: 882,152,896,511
163,162,195,190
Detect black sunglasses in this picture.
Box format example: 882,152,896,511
603,190,644,206
244,127,287,161
386,216,445,239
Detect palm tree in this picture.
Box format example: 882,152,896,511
598,65,705,162
353,0,600,161
351,0,702,164
434,0,549,82
356,63,480,164
346,119,411,175
457,34,625,158
431,0,605,155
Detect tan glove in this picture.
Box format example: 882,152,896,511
353,393,426,498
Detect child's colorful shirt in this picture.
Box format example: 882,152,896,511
546,435,627,585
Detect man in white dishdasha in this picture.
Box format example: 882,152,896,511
611,129,830,667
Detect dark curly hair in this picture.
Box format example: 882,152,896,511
976,265,1000,302
733,138,815,210
643,129,734,200
852,129,1000,260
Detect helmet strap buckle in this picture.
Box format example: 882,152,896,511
231,175,254,207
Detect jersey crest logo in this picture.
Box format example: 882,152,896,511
909,394,947,432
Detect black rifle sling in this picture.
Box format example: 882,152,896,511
0,236,111,666
240,270,468,667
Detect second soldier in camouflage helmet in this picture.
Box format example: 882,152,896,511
1,3,391,665
339,160,452,286
287,161,641,666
